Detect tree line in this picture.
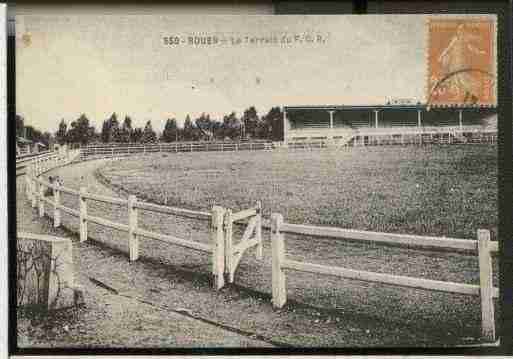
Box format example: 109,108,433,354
47,106,284,146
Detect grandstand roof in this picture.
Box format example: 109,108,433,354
284,104,497,111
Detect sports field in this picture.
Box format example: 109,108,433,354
99,145,497,239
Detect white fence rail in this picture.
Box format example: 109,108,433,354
80,141,274,160
270,213,499,342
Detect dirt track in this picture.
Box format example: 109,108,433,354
22,157,499,347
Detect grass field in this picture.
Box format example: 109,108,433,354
99,145,497,239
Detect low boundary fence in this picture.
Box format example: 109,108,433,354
21,147,500,342
25,161,227,290
80,141,274,160
270,213,499,341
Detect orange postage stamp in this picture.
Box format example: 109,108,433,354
427,18,496,107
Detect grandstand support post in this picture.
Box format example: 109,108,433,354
211,205,225,290
282,106,288,146
79,187,88,242
417,109,422,128
328,110,335,129
128,195,139,262
478,229,495,342
271,213,287,308
374,110,379,128
459,110,463,131
54,182,61,228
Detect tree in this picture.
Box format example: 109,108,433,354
67,114,95,145
131,127,143,142
262,107,284,141
221,112,241,140
161,118,178,142
241,106,259,139
141,120,157,143
119,116,133,143
55,119,68,145
182,115,195,141
195,113,214,141
101,113,120,143
16,115,25,138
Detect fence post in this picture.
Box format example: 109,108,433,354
128,195,139,261
31,165,37,208
53,182,61,227
271,213,287,308
478,229,495,341
25,165,32,201
211,206,225,290
79,187,88,242
255,201,263,260
224,209,234,283
38,181,45,218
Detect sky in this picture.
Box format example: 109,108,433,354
16,13,494,133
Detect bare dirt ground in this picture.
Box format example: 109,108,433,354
16,156,499,347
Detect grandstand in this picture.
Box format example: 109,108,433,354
283,104,497,146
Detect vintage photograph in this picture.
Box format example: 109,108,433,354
15,14,499,348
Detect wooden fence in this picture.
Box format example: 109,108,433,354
25,161,227,290
270,213,499,342
79,141,274,160
22,146,500,342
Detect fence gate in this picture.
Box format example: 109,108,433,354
224,201,263,283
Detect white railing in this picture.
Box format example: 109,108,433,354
80,141,274,160
25,161,227,290
270,213,499,342
287,125,497,144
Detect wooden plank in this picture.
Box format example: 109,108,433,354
40,196,53,206
128,195,139,261
135,228,212,253
489,241,499,254
271,213,287,308
135,201,210,220
83,192,128,206
281,222,477,253
239,216,257,243
478,229,495,341
224,209,234,283
233,236,260,255
56,204,80,217
54,186,61,227
79,187,88,242
231,208,257,222
283,259,481,296
211,206,225,290
86,214,130,232
17,232,68,243
255,201,263,260
59,187,80,197
38,182,45,217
